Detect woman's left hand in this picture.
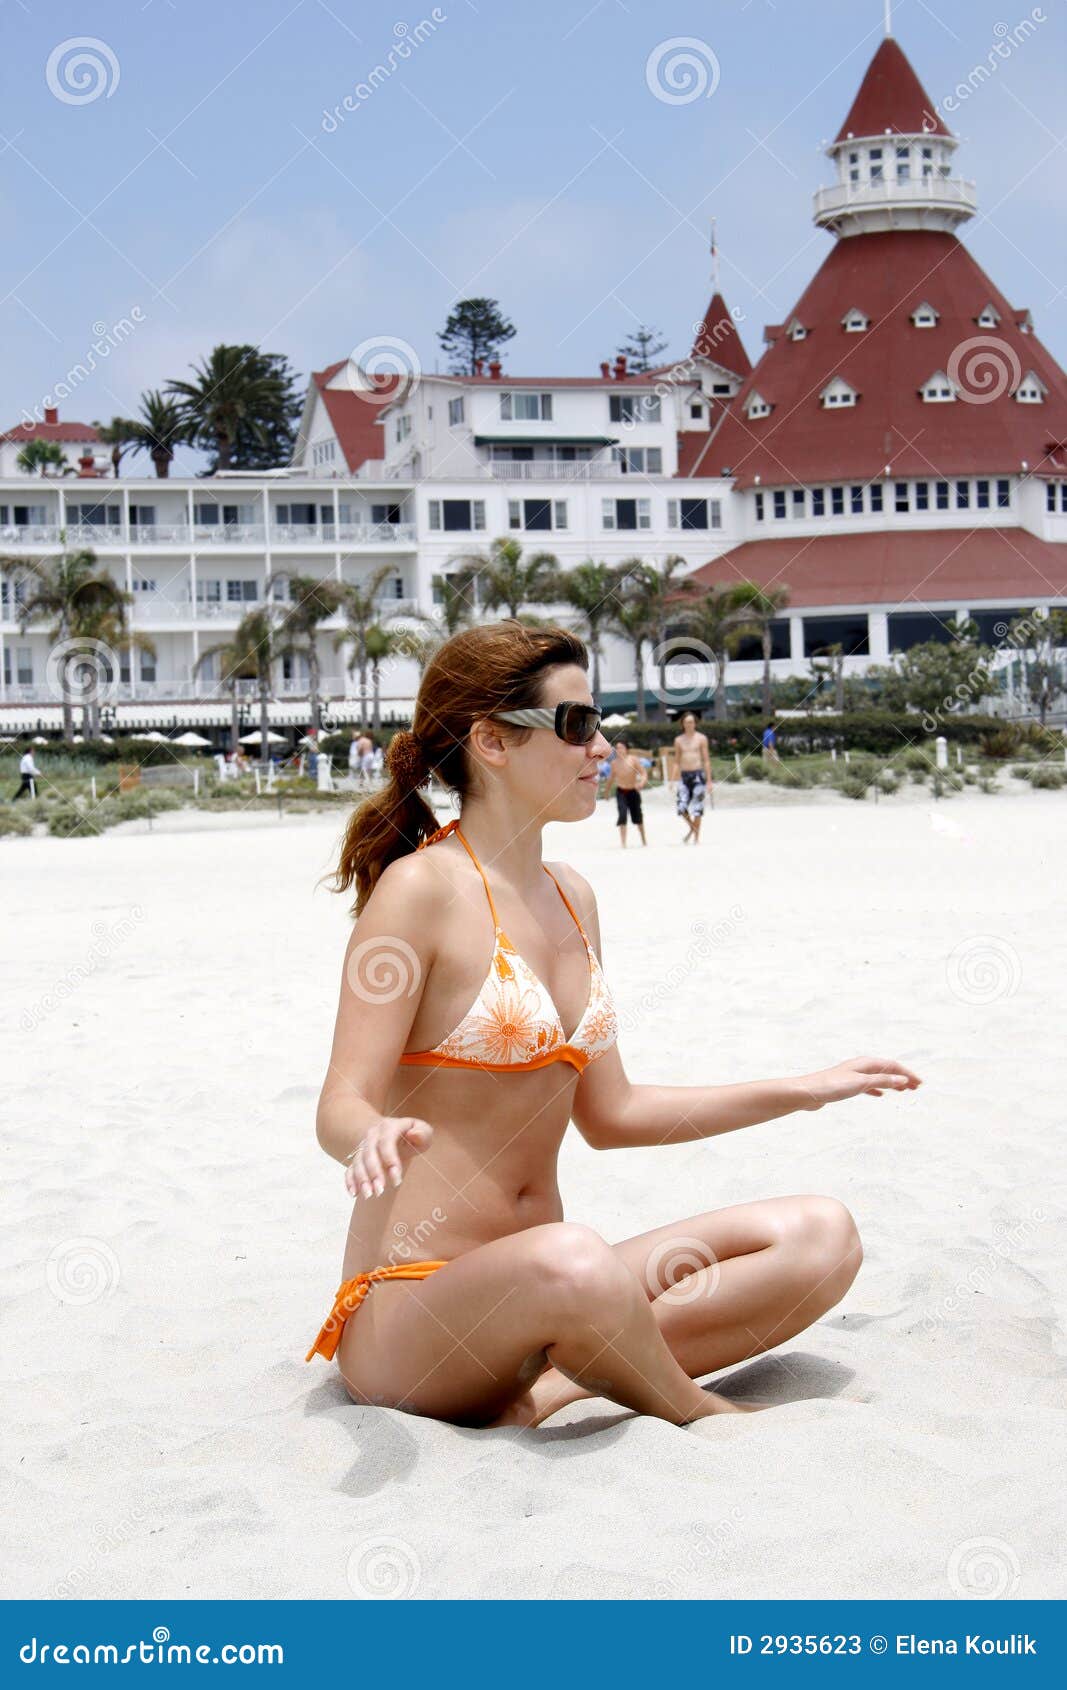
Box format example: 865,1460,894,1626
798,1056,922,1111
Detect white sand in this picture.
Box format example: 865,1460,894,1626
2,784,1064,1600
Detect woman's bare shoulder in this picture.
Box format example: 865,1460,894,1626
545,858,598,928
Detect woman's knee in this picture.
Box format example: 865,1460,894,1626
783,1196,863,1288
526,1222,636,1312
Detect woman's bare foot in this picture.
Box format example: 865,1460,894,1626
484,1366,600,1430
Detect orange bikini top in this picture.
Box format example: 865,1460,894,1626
397,818,619,1075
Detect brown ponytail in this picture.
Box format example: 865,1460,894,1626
324,618,588,916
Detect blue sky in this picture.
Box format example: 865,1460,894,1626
2,0,1065,470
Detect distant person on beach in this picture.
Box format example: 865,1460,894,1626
12,746,42,801
669,711,711,845
762,721,780,764
351,731,375,789
604,738,648,847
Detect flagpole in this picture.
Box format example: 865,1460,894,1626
710,217,719,291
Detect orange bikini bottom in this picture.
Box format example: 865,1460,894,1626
305,1260,450,1362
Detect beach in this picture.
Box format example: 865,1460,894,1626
3,783,1063,1600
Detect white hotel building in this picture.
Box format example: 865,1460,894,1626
2,33,1065,733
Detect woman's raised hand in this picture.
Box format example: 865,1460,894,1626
344,1115,435,1199
799,1056,922,1111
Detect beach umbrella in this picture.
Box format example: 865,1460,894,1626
32,735,48,744
601,713,631,728
172,731,212,746
239,728,286,745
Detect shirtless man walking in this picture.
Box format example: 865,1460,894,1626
668,711,712,844
604,738,648,847
349,730,375,790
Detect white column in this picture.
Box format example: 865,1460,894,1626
789,613,805,663
868,609,889,661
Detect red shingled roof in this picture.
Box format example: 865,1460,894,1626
311,361,398,472
691,291,752,377
1,418,98,443
683,229,1067,487
834,37,951,142
682,527,1067,610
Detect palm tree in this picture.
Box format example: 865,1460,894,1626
732,581,791,715
671,582,764,721
604,562,662,724
76,603,157,738
452,535,558,622
16,439,65,477
165,345,292,473
92,417,141,477
7,548,133,742
269,569,344,733
639,554,701,702
334,563,402,726
547,559,629,696
192,635,259,756
107,392,189,479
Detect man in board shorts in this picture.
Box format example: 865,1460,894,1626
668,710,712,844
604,738,648,846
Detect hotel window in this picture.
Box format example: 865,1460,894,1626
507,499,567,532
896,144,910,181
850,485,864,514
977,304,1000,328
129,504,156,527
132,577,157,593
915,481,929,511
689,401,704,418
975,480,991,509
613,446,662,473
811,488,825,516
1015,372,1044,403
787,320,807,341
831,486,844,515
226,579,258,602
396,414,412,442
821,379,858,408
997,479,1011,509
843,309,869,332
773,491,786,519
754,492,764,521
500,392,552,421
895,482,910,513
609,394,661,424
311,440,336,466
602,497,651,531
371,503,403,525
792,488,806,515
745,392,771,419
956,481,970,509
711,382,731,395
1046,484,1056,513
427,499,486,532
870,483,883,512
16,646,33,683
869,147,883,181
667,498,720,531
196,579,221,603
935,481,950,510
448,396,465,426
911,302,938,328
848,150,860,184
921,146,934,177
922,373,955,402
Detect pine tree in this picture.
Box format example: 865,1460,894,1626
438,299,516,374
617,324,668,372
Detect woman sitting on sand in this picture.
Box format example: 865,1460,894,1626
307,620,920,1431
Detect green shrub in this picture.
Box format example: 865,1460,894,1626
47,802,106,837
1011,764,1033,781
978,778,998,794
876,769,900,793
839,775,869,800
902,746,935,771
741,758,768,780
766,763,805,788
1029,765,1065,790
978,725,1025,760
909,767,927,783
0,806,34,836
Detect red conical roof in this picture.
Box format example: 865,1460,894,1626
681,229,1067,487
691,291,751,377
834,37,950,142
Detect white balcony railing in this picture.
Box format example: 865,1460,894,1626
0,525,63,546
813,175,977,222
485,459,624,481
272,521,416,545
192,524,266,544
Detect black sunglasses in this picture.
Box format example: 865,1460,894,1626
492,700,603,746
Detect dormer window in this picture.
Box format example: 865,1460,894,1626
820,377,859,409
911,302,939,328
786,318,808,342
842,308,869,333
1015,371,1046,404
1017,310,1034,335
745,391,772,420
921,371,955,403
976,303,1001,329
